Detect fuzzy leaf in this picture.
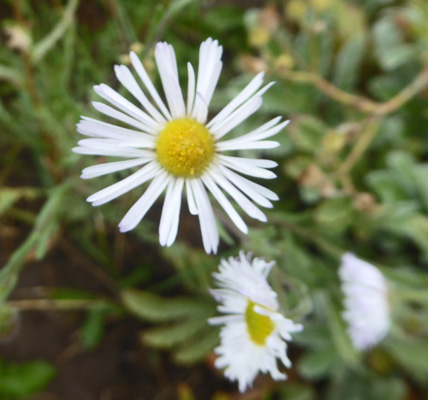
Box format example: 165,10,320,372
142,316,212,349
173,328,219,365
122,289,212,322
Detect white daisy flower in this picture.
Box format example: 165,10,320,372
73,38,288,254
339,253,391,351
208,251,303,392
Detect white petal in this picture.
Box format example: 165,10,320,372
77,118,154,141
220,155,277,179
81,157,151,179
202,174,248,234
130,51,172,121
155,42,186,118
119,172,171,232
217,140,279,151
186,179,198,215
187,62,196,116
217,119,289,150
91,102,152,132
211,97,263,139
209,169,267,221
72,146,150,158
192,38,223,123
207,72,264,129
159,178,184,246
77,138,154,149
93,84,158,133
114,64,166,124
191,179,219,254
219,165,277,207
87,161,159,206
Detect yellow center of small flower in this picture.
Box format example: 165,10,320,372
156,118,215,178
245,299,274,346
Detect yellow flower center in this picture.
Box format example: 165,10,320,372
156,118,215,178
245,299,274,346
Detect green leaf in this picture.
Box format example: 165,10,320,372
386,336,428,384
334,34,366,91
121,289,213,322
414,165,428,212
322,294,361,367
372,18,416,70
293,322,331,348
0,359,56,398
81,308,106,349
31,0,79,64
35,218,59,260
173,328,219,365
366,171,407,203
277,383,315,400
288,115,328,153
0,182,71,303
142,316,210,349
297,345,336,380
0,187,40,217
315,197,354,232
386,151,418,197
168,0,196,17
0,305,19,341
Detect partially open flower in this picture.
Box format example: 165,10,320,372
209,252,303,392
339,253,391,351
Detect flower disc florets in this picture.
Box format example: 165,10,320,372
156,119,215,177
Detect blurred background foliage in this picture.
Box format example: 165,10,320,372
1,0,428,398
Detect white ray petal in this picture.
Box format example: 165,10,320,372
192,38,223,123
119,172,171,232
217,140,279,151
155,42,186,118
217,120,289,150
114,64,166,124
130,51,172,120
211,97,263,139
87,161,160,206
159,178,184,246
72,146,150,158
187,62,196,116
186,179,198,215
77,138,154,149
207,72,264,129
209,169,267,221
219,165,277,207
77,118,154,141
81,157,151,179
202,174,248,234
191,179,219,254
219,155,276,179
93,84,158,133
91,102,151,132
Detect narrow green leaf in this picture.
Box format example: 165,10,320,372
32,0,79,64
122,289,211,322
173,328,219,365
334,34,366,91
81,308,106,349
297,345,336,380
142,316,210,349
